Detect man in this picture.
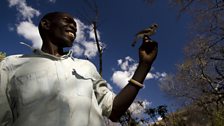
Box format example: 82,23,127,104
0,12,158,126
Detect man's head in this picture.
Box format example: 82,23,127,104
38,12,77,48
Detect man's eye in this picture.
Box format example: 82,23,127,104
62,18,68,22
62,17,74,24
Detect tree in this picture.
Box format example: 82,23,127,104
118,101,168,126
158,0,224,125
157,105,168,123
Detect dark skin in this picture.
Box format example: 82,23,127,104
40,12,158,122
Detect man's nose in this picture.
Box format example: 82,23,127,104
69,23,77,33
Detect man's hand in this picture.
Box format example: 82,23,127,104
139,35,158,66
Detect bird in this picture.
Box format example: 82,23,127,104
131,23,158,47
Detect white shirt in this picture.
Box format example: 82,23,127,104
0,49,115,126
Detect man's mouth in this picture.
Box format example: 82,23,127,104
68,31,75,38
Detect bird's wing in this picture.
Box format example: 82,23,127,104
131,36,138,47
136,29,153,35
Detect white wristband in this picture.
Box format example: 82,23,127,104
129,79,144,88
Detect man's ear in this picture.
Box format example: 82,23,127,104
40,19,50,30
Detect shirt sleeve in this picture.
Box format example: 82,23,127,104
93,78,115,117
0,60,13,126
87,61,116,117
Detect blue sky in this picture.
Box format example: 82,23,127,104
0,0,190,117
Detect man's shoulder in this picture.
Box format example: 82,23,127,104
72,58,95,67
4,54,34,60
71,58,98,74
0,54,23,70
1,54,35,67
3,54,23,62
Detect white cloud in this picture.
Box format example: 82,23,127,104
8,26,14,31
49,0,56,3
111,56,167,88
161,72,167,78
83,41,98,58
145,72,167,80
157,116,162,121
146,73,154,79
129,100,151,118
16,21,42,49
72,18,103,59
74,18,87,42
112,57,137,88
71,44,84,57
7,0,40,21
89,28,100,40
7,0,41,48
117,59,122,65
111,57,138,88
118,56,134,71
111,71,132,88
8,0,22,6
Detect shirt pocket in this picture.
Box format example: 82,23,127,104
14,70,51,106
71,69,94,98
74,79,93,98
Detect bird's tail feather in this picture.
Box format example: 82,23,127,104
131,37,138,47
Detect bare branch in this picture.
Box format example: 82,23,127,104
92,21,103,76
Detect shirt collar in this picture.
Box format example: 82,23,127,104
20,42,74,60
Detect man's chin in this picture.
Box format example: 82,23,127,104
64,40,74,47
64,44,73,48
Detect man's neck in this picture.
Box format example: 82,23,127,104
41,42,64,57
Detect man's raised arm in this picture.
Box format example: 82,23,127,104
109,36,158,121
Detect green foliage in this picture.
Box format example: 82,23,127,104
213,108,224,126
0,52,6,61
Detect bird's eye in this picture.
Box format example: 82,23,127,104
154,24,158,27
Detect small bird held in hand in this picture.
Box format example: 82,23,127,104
132,23,158,47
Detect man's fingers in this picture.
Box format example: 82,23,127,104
140,37,158,54
143,35,150,42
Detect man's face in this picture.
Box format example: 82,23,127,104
47,13,77,47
